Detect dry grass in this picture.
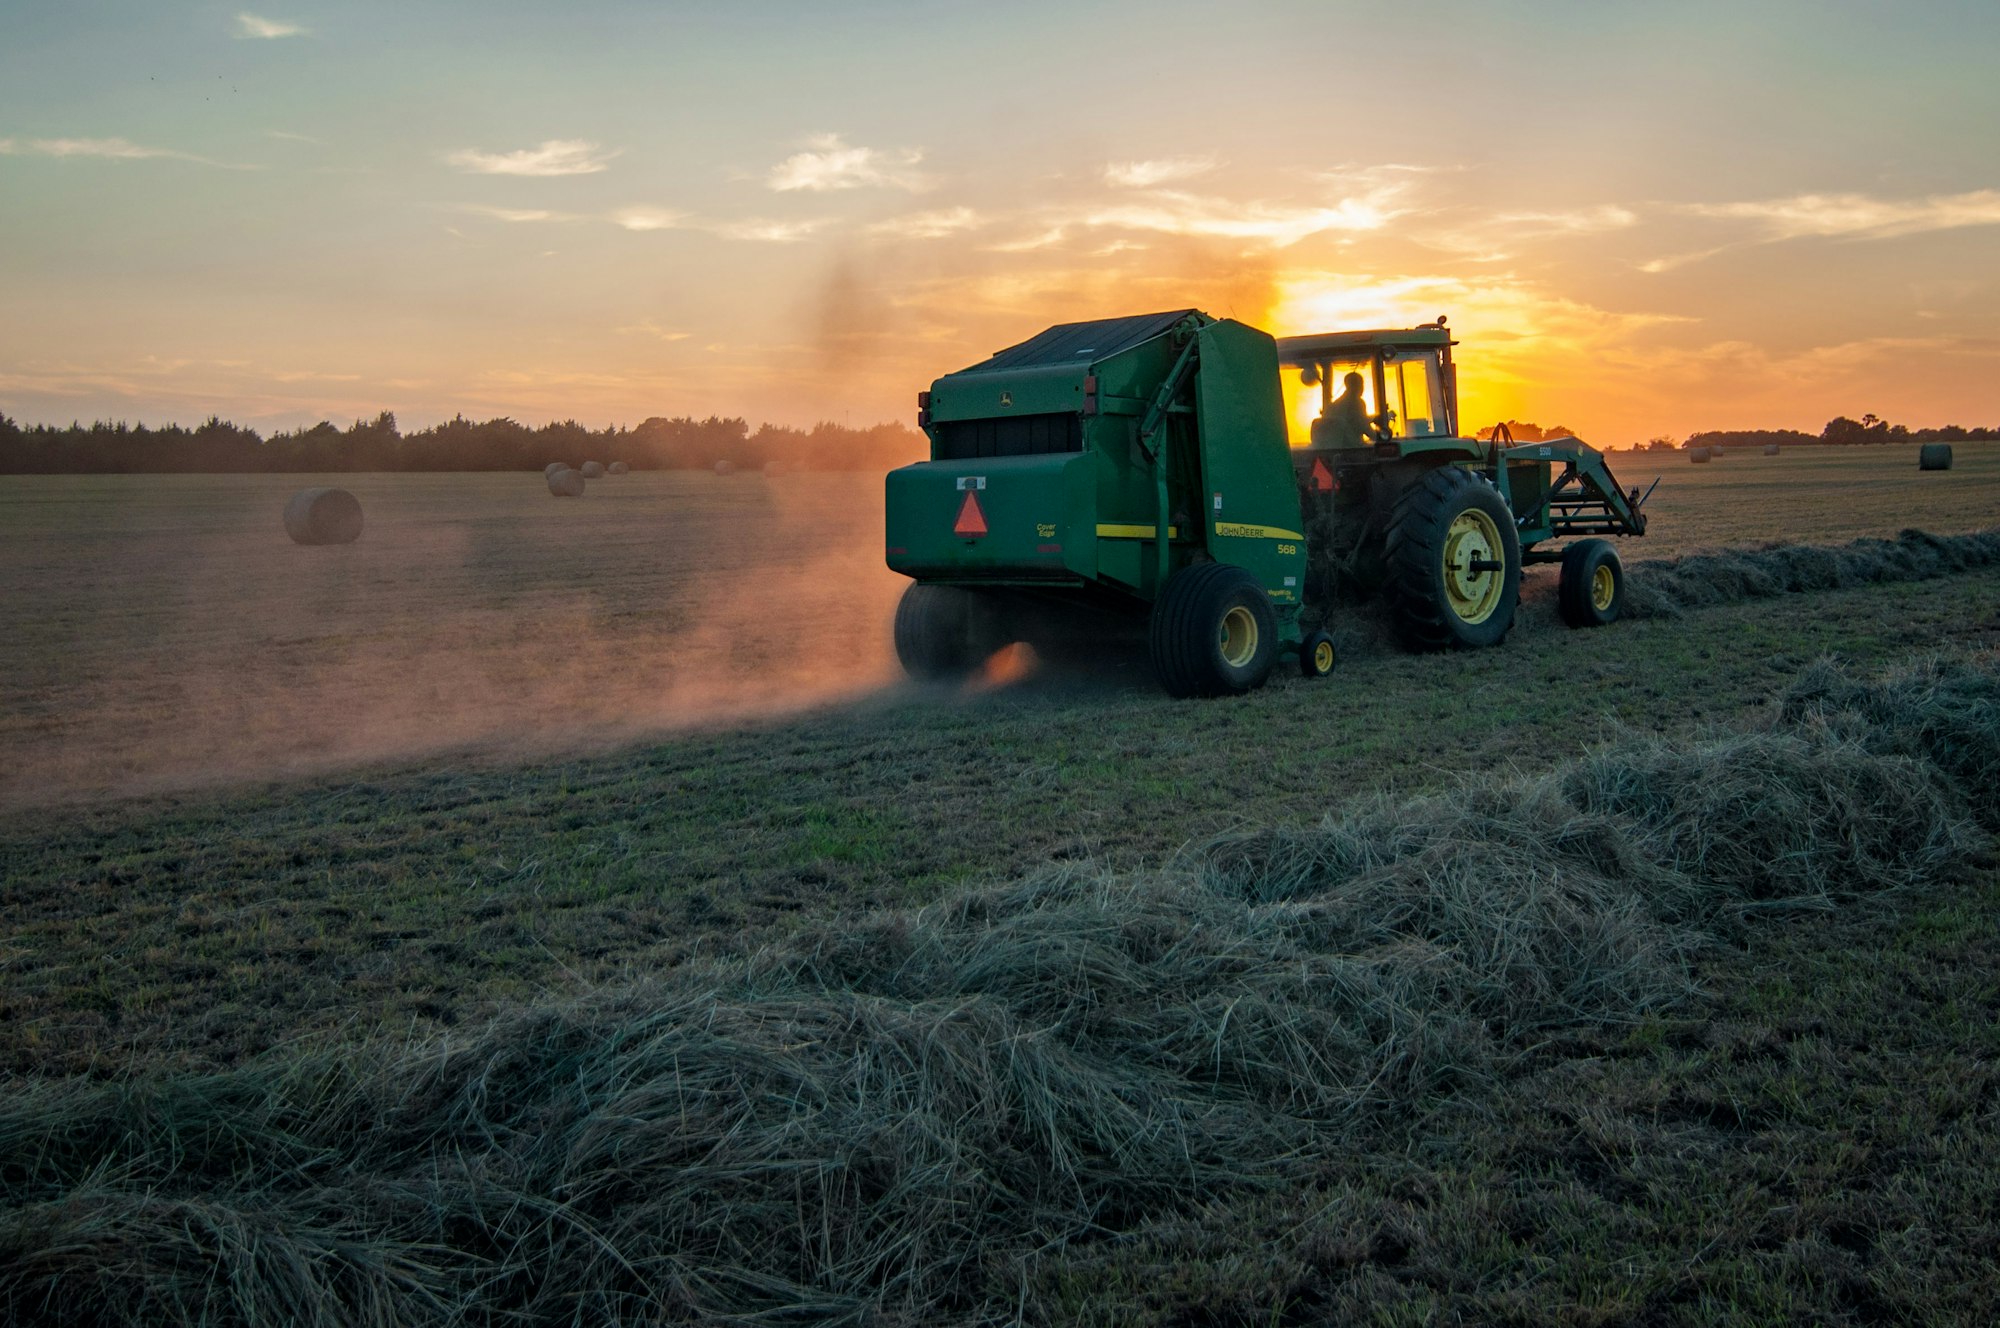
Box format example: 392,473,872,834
3,654,1990,1326
1622,526,2000,619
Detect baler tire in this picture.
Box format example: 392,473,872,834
1149,563,1278,698
1382,465,1521,652
894,583,984,681
1558,539,1624,628
1300,631,1337,678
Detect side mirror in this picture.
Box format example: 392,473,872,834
1300,365,1320,387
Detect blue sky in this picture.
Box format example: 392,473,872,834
4,0,1997,440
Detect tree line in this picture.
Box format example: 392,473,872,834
1677,415,1998,452
0,410,927,475
1483,414,1996,453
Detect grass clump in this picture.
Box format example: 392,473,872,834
1777,653,2000,828
2,655,1994,1325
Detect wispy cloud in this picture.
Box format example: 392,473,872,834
266,129,321,143
465,202,818,242
1489,205,1638,235
235,13,306,39
709,217,828,243
867,206,980,239
446,139,617,177
1104,155,1219,189
461,204,583,224
1421,204,1639,263
767,133,929,192
616,318,692,342
0,136,252,169
1636,245,1734,275
1075,190,1403,247
1679,190,2000,241
983,164,1422,251
609,206,687,232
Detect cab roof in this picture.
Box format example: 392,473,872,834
1275,326,1454,362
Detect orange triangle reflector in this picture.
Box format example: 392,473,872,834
953,490,988,536
1310,457,1334,492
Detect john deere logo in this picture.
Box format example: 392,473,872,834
999,391,1012,407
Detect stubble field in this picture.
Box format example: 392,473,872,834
2,444,1998,1325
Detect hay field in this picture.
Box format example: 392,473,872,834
3,446,1999,1325
0,446,1994,811
1604,442,2000,550
0,470,903,808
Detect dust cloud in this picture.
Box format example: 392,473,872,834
0,472,911,811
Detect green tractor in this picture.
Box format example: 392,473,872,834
885,309,1648,697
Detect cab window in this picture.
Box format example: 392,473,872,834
1382,351,1447,438
1281,355,1376,449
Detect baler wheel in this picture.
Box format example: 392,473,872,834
1382,465,1521,651
1300,631,1337,678
894,583,985,680
1558,538,1625,628
1149,563,1277,698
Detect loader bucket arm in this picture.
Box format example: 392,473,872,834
1496,438,1649,548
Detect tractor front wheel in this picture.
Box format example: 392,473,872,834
1383,465,1521,651
1149,563,1278,698
1558,538,1625,628
894,583,987,680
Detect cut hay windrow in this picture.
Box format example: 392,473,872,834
3,656,1994,1326
1621,526,2000,620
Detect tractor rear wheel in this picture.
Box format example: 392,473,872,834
1149,563,1278,698
894,583,986,680
1383,465,1521,651
1558,538,1624,627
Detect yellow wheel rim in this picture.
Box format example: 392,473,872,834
1442,508,1506,625
1220,606,1259,667
1313,639,1335,672
1590,563,1616,612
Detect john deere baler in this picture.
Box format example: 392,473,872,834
886,310,1320,696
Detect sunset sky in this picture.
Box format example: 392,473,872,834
4,0,1997,444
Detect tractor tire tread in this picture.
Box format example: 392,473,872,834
1381,465,1520,652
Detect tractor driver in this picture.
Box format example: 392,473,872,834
1312,371,1379,450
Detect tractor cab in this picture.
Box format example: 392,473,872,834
1276,321,1460,452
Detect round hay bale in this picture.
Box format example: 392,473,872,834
544,462,569,478
283,487,363,545
1763,443,1780,456
1919,443,1953,471
714,459,736,476
1689,447,1711,464
1708,445,1723,458
547,468,585,497
763,459,785,477
607,461,629,475
580,460,606,479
